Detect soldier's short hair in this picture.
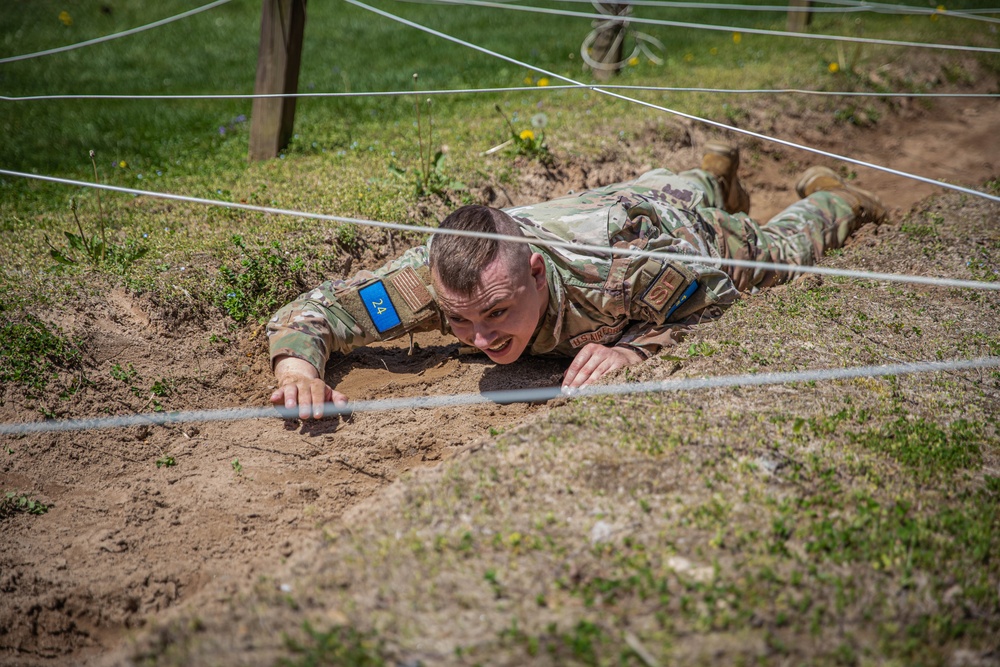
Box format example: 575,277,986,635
430,205,531,296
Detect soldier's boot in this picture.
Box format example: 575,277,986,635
701,140,751,215
795,166,888,228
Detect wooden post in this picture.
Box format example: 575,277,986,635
787,0,812,32
249,0,307,162
590,3,628,82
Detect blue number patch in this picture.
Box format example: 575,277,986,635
359,281,402,333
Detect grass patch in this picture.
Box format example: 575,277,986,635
849,416,985,480
1,491,52,518
215,234,308,324
278,621,385,667
0,293,82,391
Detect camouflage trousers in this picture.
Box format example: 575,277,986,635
680,169,856,293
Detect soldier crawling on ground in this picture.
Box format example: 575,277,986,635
266,142,887,419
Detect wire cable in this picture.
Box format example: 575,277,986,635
818,0,1000,21
2,356,997,435
407,0,1000,53
491,0,1000,24
2,168,998,293
344,0,1000,207
0,0,233,65
2,85,996,102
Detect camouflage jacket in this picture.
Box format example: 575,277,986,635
267,169,739,378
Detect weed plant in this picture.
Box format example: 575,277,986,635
215,235,307,323
1,491,51,518
0,295,82,391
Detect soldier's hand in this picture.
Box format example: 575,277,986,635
562,344,643,390
271,356,348,420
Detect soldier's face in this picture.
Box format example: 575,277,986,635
435,253,549,364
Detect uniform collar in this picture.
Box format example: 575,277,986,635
529,249,565,355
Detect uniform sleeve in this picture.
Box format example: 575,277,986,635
617,257,738,358
266,245,442,379
599,195,741,359
614,303,729,358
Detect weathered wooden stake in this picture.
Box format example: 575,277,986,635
787,0,813,32
588,3,630,81
249,0,307,162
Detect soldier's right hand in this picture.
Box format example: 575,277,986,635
271,355,348,420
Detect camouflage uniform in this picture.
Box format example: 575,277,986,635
267,168,858,377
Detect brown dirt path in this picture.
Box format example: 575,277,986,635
1,85,998,666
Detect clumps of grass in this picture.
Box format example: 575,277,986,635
44,151,148,275
833,103,880,127
155,455,176,469
1,491,51,518
900,209,943,241
849,416,984,479
498,618,612,664
965,241,1000,282
278,621,385,667
0,298,82,391
215,235,307,324
110,363,174,411
686,340,717,357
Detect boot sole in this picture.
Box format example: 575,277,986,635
795,166,839,198
703,140,739,163
796,166,882,204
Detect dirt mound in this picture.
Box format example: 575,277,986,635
2,73,999,666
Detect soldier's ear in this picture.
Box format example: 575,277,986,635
528,253,546,291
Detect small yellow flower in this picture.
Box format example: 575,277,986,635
58,10,72,26
627,56,640,67
828,62,840,73
936,4,946,12
119,160,127,168
519,129,535,141
684,53,694,63
710,47,718,56
732,32,742,44
523,75,533,85
537,77,549,87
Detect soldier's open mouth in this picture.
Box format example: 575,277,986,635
486,338,512,354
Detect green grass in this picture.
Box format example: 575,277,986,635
1,1,996,321
3,0,997,201
0,287,82,392
1,491,52,517
296,396,997,666
278,621,385,667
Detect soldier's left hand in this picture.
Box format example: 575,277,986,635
562,344,643,390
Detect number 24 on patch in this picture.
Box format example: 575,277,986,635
371,298,387,315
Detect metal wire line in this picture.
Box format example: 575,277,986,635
345,0,1000,207
4,84,995,102
437,0,1000,21
818,0,1000,20
2,357,997,435
407,0,1000,53
2,167,998,293
0,0,234,65
514,0,1000,24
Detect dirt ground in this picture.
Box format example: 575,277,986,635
1,68,999,666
